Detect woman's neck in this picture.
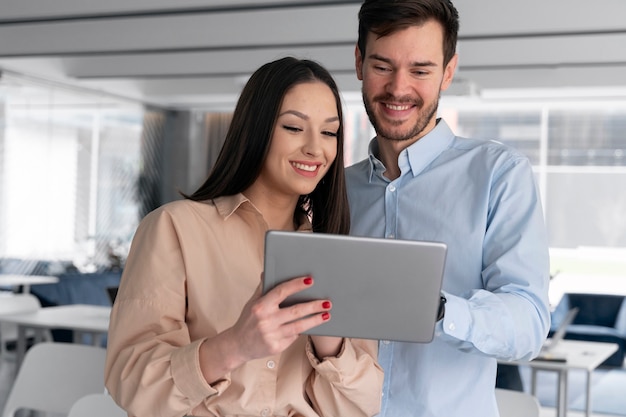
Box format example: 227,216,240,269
243,187,299,231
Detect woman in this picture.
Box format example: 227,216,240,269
104,57,383,417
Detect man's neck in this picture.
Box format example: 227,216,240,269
375,119,440,180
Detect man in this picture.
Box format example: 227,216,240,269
345,1,551,416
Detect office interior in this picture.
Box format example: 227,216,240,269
1,1,625,416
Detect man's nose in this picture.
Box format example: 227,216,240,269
387,70,411,97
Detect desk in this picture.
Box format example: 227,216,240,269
0,274,59,293
0,304,110,368
502,339,618,417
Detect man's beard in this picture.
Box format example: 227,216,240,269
362,90,439,142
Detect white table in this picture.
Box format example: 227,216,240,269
0,274,59,293
502,339,619,417
0,304,111,368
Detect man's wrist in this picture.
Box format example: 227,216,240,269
437,295,447,322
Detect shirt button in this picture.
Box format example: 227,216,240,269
448,323,456,331
387,234,395,239
382,340,390,345
388,185,396,192
261,408,271,416
266,360,276,369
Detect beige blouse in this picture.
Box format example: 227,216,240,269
104,194,383,417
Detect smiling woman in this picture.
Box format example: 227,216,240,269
104,57,383,417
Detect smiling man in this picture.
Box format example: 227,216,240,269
345,1,551,416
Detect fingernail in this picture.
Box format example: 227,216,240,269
322,312,330,321
303,276,313,285
322,301,331,309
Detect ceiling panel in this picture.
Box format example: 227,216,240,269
1,0,626,109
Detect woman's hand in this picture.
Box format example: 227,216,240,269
199,275,332,384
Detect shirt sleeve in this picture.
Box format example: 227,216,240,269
104,208,221,416
440,157,552,361
305,337,383,417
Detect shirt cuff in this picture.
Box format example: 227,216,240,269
306,336,355,384
170,338,231,401
440,292,471,339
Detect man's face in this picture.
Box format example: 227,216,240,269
355,20,457,144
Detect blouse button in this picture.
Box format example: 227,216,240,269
266,360,276,369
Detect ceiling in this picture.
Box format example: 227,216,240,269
2,0,626,110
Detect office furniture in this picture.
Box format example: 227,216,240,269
495,388,541,417
67,393,126,417
1,342,106,417
502,339,618,417
0,304,110,368
0,293,52,360
31,271,122,307
0,274,59,293
551,293,626,367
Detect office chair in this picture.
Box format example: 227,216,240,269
0,293,51,361
495,388,541,417
67,393,126,417
1,342,106,417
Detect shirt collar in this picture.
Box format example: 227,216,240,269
214,193,251,219
213,193,313,231
366,118,455,181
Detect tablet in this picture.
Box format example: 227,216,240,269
263,231,447,343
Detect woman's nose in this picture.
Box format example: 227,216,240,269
302,133,322,156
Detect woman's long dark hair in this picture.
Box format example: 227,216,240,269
184,57,349,235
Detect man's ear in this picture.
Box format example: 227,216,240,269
440,53,458,92
355,45,364,81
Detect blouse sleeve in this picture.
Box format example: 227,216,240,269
305,337,383,417
104,208,222,417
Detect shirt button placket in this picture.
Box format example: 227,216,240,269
385,183,398,239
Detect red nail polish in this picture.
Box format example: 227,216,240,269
303,276,313,285
322,301,331,309
322,312,330,321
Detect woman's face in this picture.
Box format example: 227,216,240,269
255,81,340,200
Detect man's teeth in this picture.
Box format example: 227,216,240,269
292,162,317,172
386,104,411,111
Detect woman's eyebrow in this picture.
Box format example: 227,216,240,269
279,110,339,123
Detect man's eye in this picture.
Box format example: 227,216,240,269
374,66,390,72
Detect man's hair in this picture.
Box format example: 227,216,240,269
184,57,350,235
357,0,459,66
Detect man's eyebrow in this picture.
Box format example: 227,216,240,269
368,53,437,67
279,110,339,123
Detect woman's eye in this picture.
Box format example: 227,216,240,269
322,130,338,137
283,125,302,132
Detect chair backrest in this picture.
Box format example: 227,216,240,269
1,342,107,417
0,293,41,315
68,393,127,417
495,388,541,417
0,293,42,358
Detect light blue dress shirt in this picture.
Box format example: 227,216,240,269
345,119,551,417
